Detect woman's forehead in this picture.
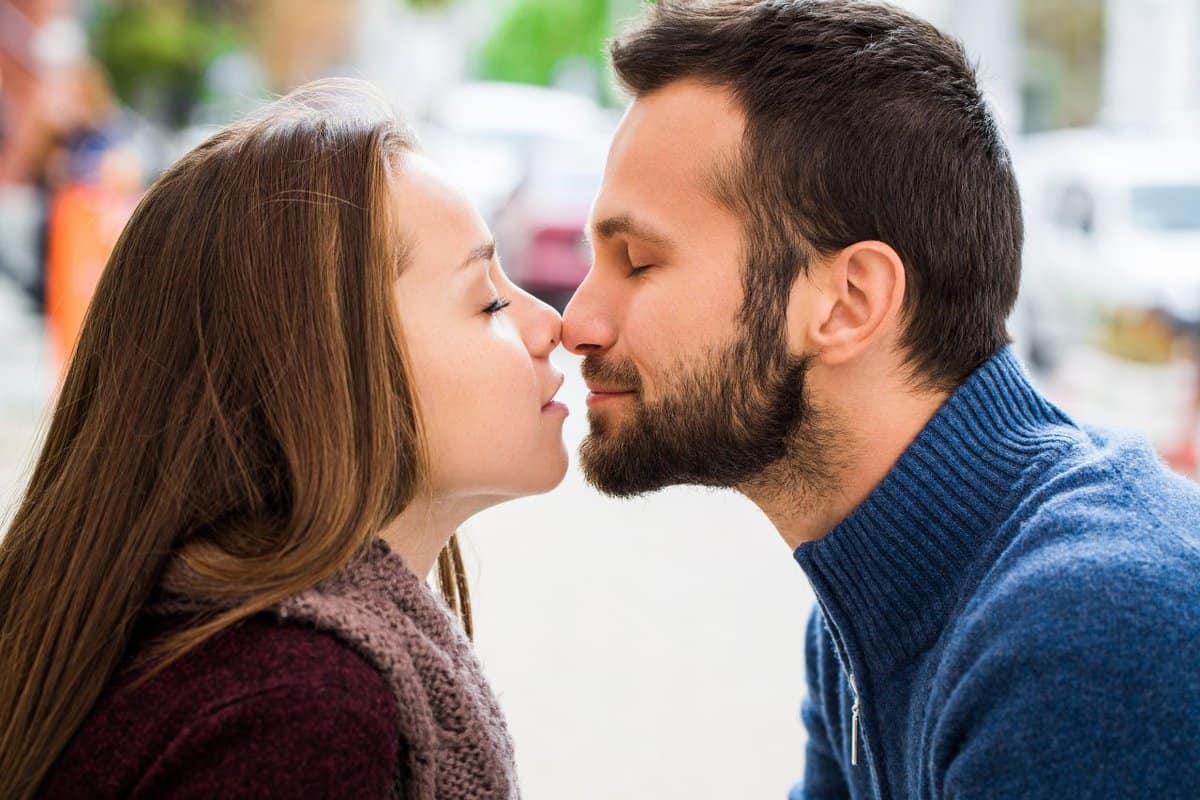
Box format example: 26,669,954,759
391,153,492,275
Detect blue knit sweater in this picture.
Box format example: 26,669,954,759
790,347,1200,800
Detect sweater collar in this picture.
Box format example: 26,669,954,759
793,346,1077,677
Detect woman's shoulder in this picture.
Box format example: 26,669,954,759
157,611,394,697
39,613,401,799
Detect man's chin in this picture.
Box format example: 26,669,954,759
578,430,657,498
579,468,664,499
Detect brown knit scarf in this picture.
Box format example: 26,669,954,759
153,537,520,800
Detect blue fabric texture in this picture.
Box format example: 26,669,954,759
790,346,1200,799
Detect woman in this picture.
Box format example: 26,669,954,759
0,79,569,799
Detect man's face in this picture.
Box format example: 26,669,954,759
562,81,816,497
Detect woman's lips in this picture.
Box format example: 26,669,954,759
541,373,568,415
541,400,570,416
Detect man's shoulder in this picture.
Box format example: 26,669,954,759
999,424,1200,585
1029,423,1200,528
924,448,1200,798
948,481,1200,677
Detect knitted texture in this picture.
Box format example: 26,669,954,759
273,538,519,800
790,346,1200,799
151,537,519,800
39,613,402,798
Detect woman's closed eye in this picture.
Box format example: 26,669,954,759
484,296,511,315
628,264,654,278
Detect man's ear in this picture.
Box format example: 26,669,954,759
785,241,906,365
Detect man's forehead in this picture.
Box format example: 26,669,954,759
608,81,744,176
591,81,744,240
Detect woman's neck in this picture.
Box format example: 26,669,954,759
376,492,490,577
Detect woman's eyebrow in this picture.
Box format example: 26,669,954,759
458,241,496,272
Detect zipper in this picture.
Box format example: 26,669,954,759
849,672,861,767
816,597,866,771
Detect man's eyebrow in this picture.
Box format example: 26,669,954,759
458,241,496,271
591,214,674,248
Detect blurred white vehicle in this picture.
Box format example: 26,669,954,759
421,81,618,223
491,134,610,308
1013,130,1200,370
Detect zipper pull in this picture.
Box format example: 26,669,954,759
851,696,861,766
848,672,861,767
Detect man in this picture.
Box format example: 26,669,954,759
561,1,1200,797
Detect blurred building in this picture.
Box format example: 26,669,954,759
1,0,77,183
1103,0,1200,133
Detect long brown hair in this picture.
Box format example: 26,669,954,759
0,79,471,798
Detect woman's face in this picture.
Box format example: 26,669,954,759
392,153,569,505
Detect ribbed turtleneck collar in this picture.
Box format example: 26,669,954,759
793,346,1078,677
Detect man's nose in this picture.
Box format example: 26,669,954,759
562,274,617,355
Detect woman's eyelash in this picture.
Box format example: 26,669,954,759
484,297,512,315
629,265,653,278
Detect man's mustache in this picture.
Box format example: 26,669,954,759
581,355,644,394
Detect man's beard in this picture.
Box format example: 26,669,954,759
579,325,836,499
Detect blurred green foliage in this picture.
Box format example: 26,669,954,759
89,1,242,128
1022,0,1104,131
479,0,609,87
402,0,456,8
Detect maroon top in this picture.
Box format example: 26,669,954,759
38,613,402,799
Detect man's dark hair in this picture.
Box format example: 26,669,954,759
610,0,1023,391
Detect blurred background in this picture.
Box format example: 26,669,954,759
1,0,1198,797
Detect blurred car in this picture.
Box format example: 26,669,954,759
491,135,609,309
421,81,616,221
419,81,619,306
1013,130,1200,370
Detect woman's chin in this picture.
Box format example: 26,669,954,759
461,454,570,511
521,453,571,497
509,450,572,499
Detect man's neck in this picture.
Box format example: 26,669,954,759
742,373,949,551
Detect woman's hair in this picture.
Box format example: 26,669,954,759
0,79,471,798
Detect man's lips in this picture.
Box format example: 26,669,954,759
584,381,634,394
585,384,637,407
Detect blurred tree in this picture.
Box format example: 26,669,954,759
478,0,609,89
88,0,242,129
1021,0,1104,131
401,0,456,9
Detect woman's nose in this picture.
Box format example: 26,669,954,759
525,295,563,357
